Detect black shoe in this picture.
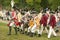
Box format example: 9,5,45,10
21,32,24,34
45,33,48,35
34,33,37,36
55,30,59,33
25,31,27,34
27,32,30,35
15,34,17,35
19,29,22,33
30,33,34,37
8,34,11,35
38,34,41,37
17,28,20,31
20,29,22,32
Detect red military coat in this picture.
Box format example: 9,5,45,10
40,14,48,26
49,15,56,28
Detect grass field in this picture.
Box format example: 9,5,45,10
0,22,60,40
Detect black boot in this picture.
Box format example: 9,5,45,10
38,34,41,37
8,26,11,35
14,27,17,35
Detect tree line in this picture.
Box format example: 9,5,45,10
0,0,60,11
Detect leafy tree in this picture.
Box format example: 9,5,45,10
50,0,60,10
40,0,50,9
0,0,60,11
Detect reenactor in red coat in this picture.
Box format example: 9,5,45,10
48,12,57,38
40,11,50,36
8,9,18,35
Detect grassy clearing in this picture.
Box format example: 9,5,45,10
0,22,60,40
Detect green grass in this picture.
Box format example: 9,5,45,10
0,22,60,40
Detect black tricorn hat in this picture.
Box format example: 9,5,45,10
50,11,55,14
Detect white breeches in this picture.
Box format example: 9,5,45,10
31,24,40,34
40,24,48,35
9,21,15,27
48,26,57,38
20,24,23,30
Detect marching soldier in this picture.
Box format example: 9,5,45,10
8,9,18,35
30,16,40,37
40,10,50,36
17,10,22,31
48,12,57,38
27,17,34,35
